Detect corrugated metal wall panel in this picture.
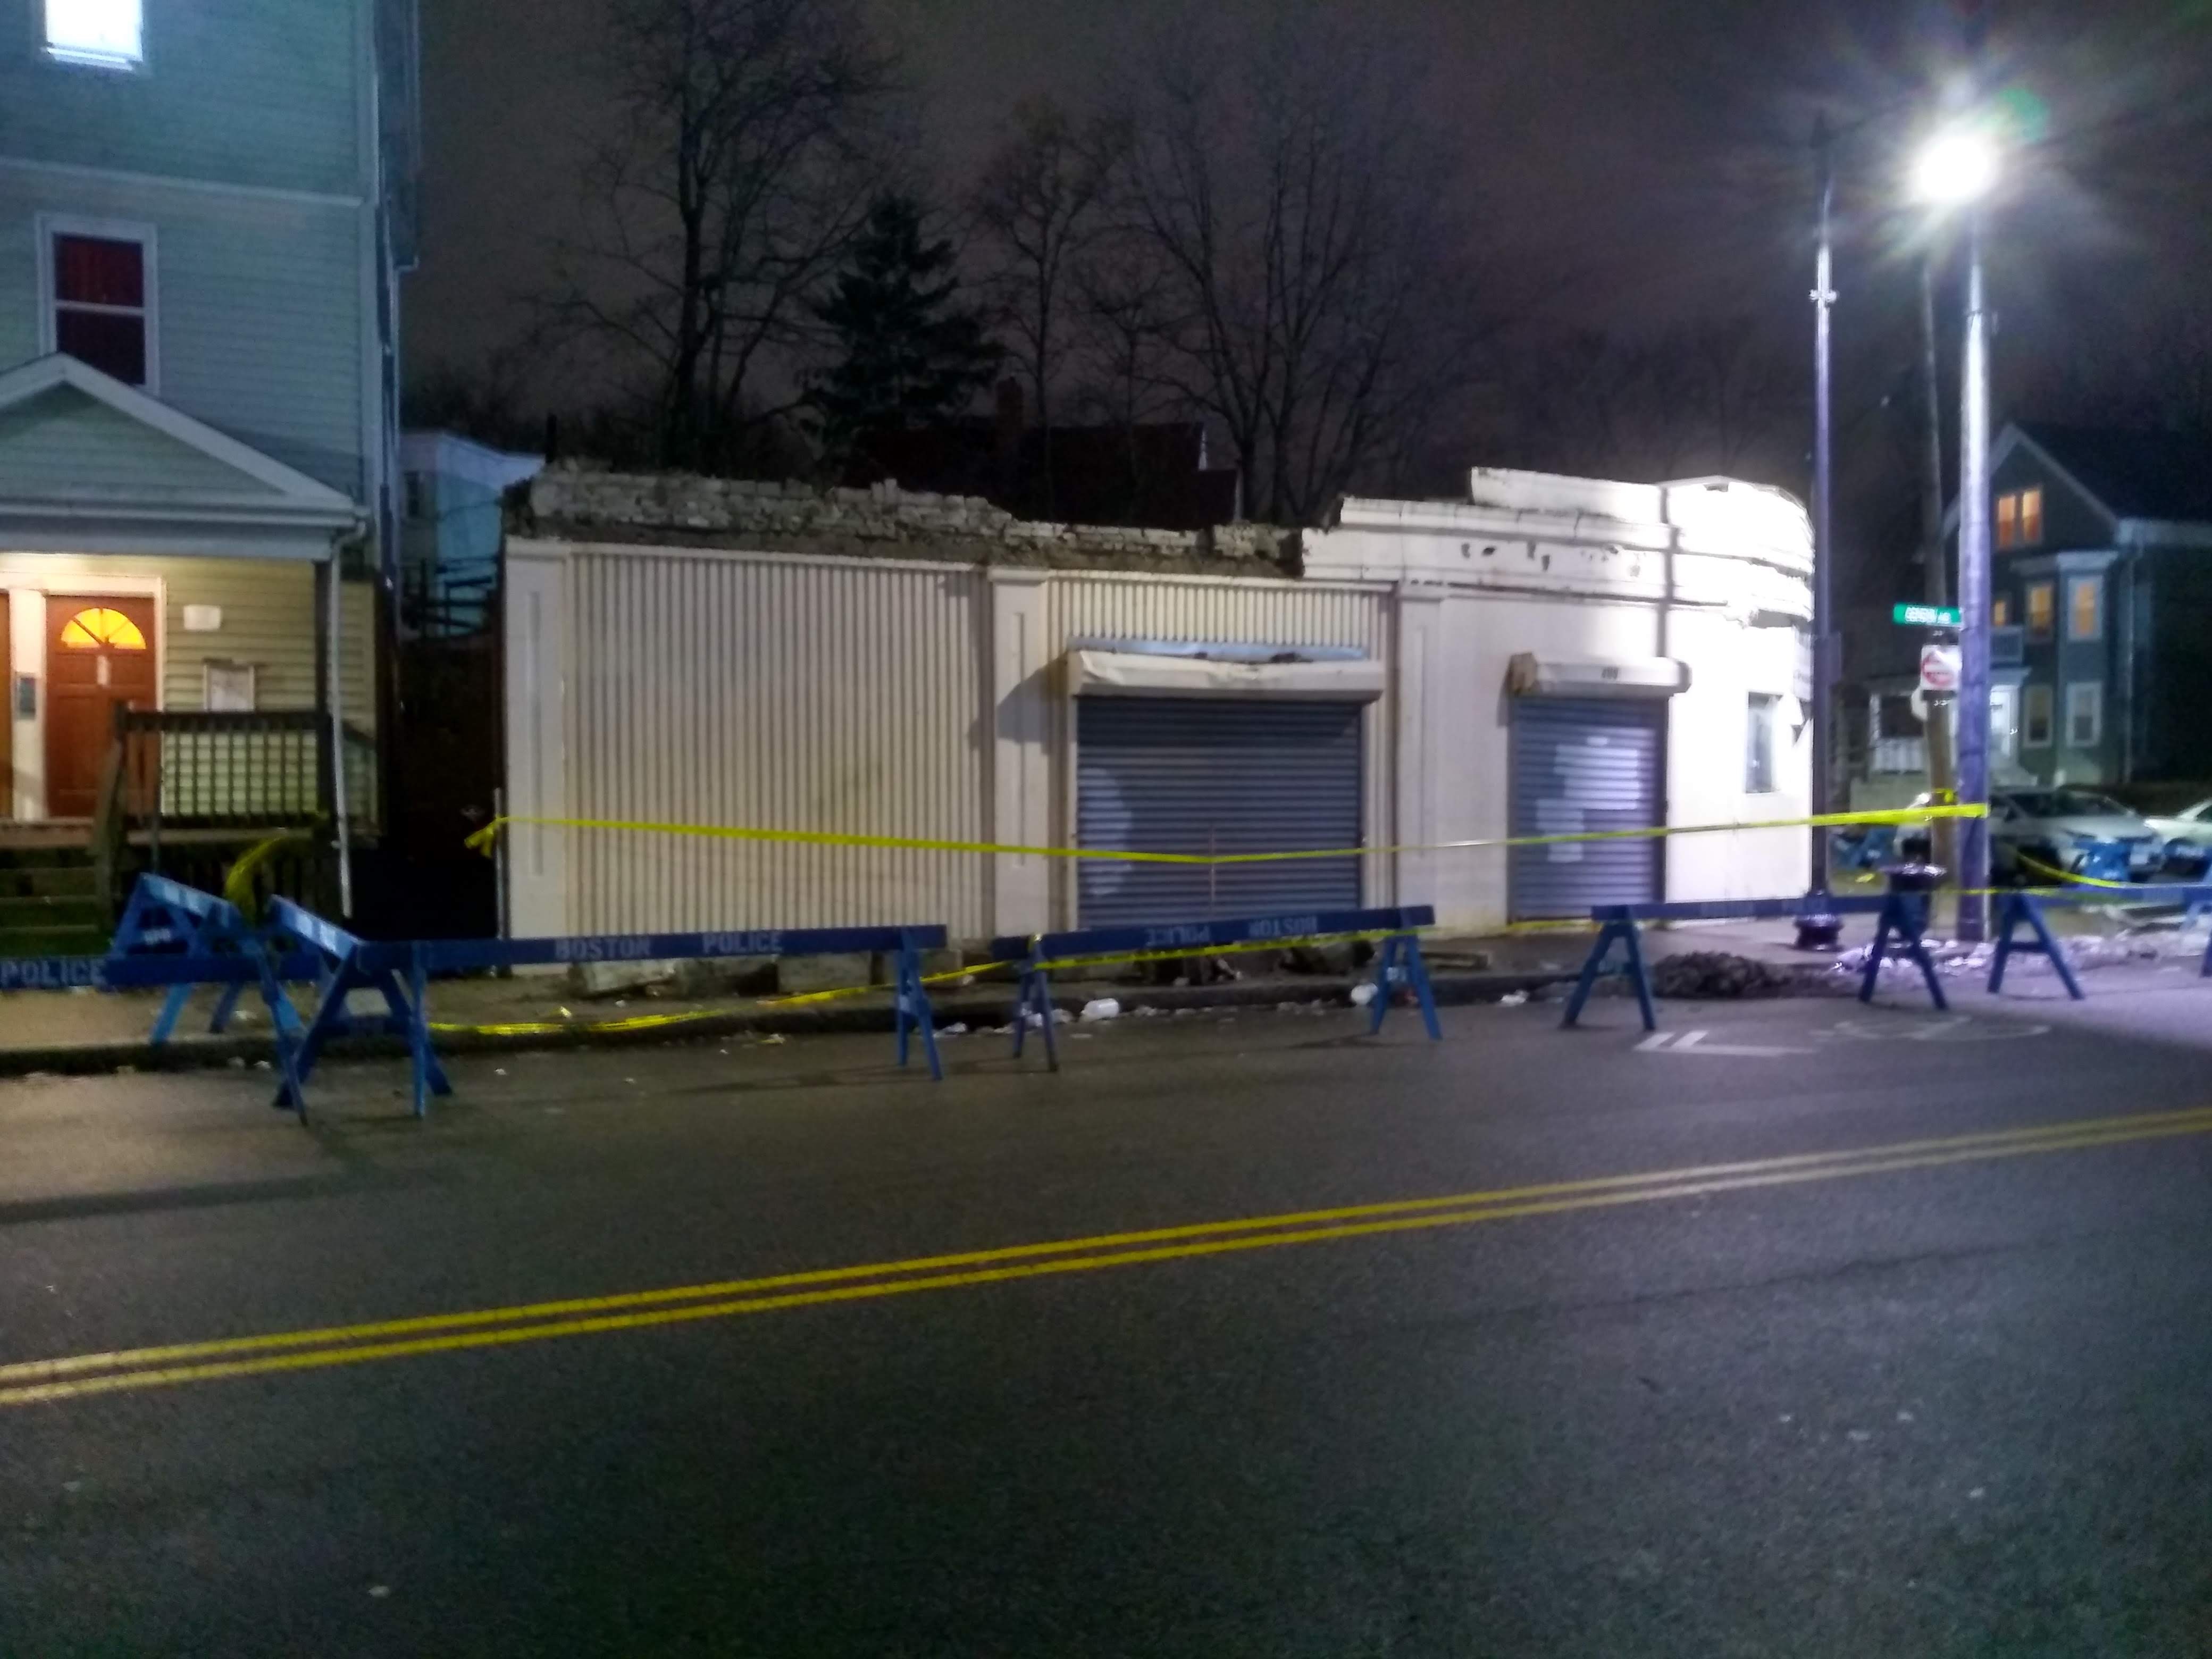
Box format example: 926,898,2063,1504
1509,697,1665,919
1076,698,1363,923
1048,575,1386,654
565,550,990,935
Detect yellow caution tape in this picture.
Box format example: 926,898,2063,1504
2014,852,2140,891
428,958,1001,1036
464,805,1988,867
424,932,1426,1037
222,828,319,922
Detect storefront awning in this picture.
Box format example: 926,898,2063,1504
1069,647,1386,701
1506,652,1690,699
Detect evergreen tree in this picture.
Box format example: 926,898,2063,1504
808,196,1002,462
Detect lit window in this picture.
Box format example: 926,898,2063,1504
47,225,154,388
44,0,141,69
2066,575,2102,641
1992,594,2012,628
2025,580,2055,641
1995,488,2045,550
2023,683,2054,748
2066,683,2103,748
57,607,148,650
1745,693,1778,794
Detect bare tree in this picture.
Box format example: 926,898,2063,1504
1492,319,1797,487
1104,13,1486,524
969,98,1127,515
543,0,901,472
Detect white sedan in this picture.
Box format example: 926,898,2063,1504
2146,799,2212,877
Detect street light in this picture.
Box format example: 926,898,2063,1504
1913,122,1999,940
1911,128,1999,206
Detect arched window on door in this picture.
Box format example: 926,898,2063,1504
57,607,148,650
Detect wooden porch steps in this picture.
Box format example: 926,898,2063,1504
0,845,106,958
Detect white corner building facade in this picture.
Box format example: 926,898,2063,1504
502,465,1813,942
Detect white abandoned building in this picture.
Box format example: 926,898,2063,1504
500,464,1813,942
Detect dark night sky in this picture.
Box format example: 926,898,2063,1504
404,0,2212,533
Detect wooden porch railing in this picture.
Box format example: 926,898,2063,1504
91,711,379,917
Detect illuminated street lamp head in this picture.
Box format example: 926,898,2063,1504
1913,128,1999,206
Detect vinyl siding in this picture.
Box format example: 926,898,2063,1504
0,169,367,498
153,560,374,732
0,384,273,497
0,0,364,198
1989,450,2109,559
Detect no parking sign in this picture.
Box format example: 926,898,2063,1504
1919,643,1962,693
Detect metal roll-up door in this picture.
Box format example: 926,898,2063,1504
1510,697,1666,919
1077,697,1363,925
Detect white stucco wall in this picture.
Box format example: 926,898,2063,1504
1309,468,1815,926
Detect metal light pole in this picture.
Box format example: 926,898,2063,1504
1808,119,1837,900
1912,120,1999,939
1917,253,1959,886
1955,209,1993,939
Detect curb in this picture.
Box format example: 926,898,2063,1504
0,970,1583,1079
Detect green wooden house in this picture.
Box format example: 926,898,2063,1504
0,0,417,945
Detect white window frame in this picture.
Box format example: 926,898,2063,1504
1744,692,1779,795
41,0,143,70
1989,685,2020,761
35,213,160,394
2066,682,2104,749
2023,683,2054,749
2065,574,2103,642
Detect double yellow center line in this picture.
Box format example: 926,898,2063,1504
7,1103,2210,1410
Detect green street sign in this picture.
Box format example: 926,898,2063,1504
1893,602,1963,628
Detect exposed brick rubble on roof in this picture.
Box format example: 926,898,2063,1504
520,466,1298,574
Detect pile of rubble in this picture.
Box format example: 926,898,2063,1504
1650,952,1804,999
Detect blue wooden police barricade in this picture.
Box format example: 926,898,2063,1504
987,906,1440,1071
1562,890,1948,1033
0,953,113,993
1988,884,2212,999
110,874,315,1045
2,876,321,1067
263,898,952,1119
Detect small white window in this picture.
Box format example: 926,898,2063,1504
2066,683,2103,748
1745,693,1779,794
45,0,142,69
2023,683,2054,749
38,215,158,391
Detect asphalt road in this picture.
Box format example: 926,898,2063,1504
5,979,2212,1656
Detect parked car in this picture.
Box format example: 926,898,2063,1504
1899,788,2166,882
2145,798,2212,877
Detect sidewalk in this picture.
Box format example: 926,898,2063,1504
1,900,2200,1076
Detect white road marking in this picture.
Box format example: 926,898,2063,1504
1637,1029,1815,1058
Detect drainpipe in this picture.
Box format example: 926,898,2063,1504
2118,550,2136,784
329,532,357,918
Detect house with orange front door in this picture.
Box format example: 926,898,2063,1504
1,0,418,945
